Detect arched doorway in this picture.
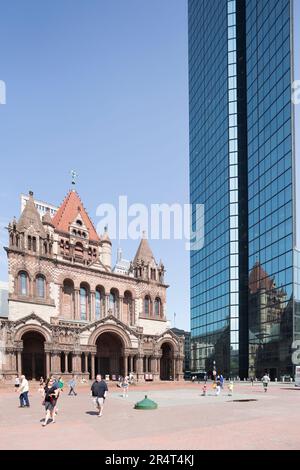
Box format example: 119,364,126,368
21,331,45,380
160,343,174,380
95,332,124,378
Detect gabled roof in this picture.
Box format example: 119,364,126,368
52,190,100,242
17,191,46,237
133,235,156,265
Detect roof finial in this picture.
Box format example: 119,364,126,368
70,169,78,189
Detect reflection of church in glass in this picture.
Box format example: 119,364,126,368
248,262,292,379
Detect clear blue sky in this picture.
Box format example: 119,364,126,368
0,0,190,329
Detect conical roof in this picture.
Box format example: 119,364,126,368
52,190,100,242
17,191,46,236
42,208,54,227
101,226,111,244
133,234,156,264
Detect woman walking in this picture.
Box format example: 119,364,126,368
121,375,129,398
42,378,59,426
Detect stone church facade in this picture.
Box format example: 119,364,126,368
0,190,184,382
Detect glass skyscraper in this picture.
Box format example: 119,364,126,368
189,0,299,379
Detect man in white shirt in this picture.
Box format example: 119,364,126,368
19,375,30,407
262,373,270,393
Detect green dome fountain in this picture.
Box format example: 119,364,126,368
134,395,158,410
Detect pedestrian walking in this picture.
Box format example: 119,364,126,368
251,377,254,386
215,376,221,396
57,376,64,391
228,381,234,396
262,373,270,392
19,375,30,408
121,376,129,398
68,375,77,396
220,374,224,389
14,375,20,392
42,378,59,426
91,374,108,417
38,377,45,393
201,382,207,396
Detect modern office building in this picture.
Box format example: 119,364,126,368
189,0,299,379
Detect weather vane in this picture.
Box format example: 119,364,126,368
70,170,78,186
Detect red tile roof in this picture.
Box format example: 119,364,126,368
249,261,274,294
52,190,100,242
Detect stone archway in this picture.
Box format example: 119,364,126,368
95,332,124,379
21,331,45,380
160,342,174,381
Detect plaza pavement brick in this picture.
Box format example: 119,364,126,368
0,381,299,450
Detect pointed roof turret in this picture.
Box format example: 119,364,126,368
17,191,46,236
52,190,100,242
133,232,156,265
42,208,54,227
101,225,111,245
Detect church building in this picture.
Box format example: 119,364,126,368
0,190,184,382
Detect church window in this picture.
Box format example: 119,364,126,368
19,272,28,296
80,287,87,320
36,275,45,298
144,296,151,317
155,298,161,318
95,289,102,320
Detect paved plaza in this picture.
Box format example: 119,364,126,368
0,381,299,450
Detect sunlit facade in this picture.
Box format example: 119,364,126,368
189,0,299,379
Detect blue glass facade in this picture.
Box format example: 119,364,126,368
189,0,298,379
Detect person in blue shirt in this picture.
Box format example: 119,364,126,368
68,375,77,396
220,374,224,389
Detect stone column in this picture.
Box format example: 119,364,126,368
51,352,61,374
46,352,50,378
85,353,88,373
150,357,157,374
157,357,161,378
173,358,176,380
65,352,68,373
124,354,128,377
59,285,63,314
91,353,95,380
17,351,22,374
72,353,81,373
90,291,95,322
74,289,80,320
130,356,133,373
105,294,110,316
119,296,123,321
136,355,144,376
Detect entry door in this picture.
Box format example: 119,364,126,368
99,357,110,375
22,353,32,379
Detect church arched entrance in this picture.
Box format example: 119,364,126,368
160,343,174,380
21,331,45,380
95,332,124,379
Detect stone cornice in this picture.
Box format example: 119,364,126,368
80,314,139,338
